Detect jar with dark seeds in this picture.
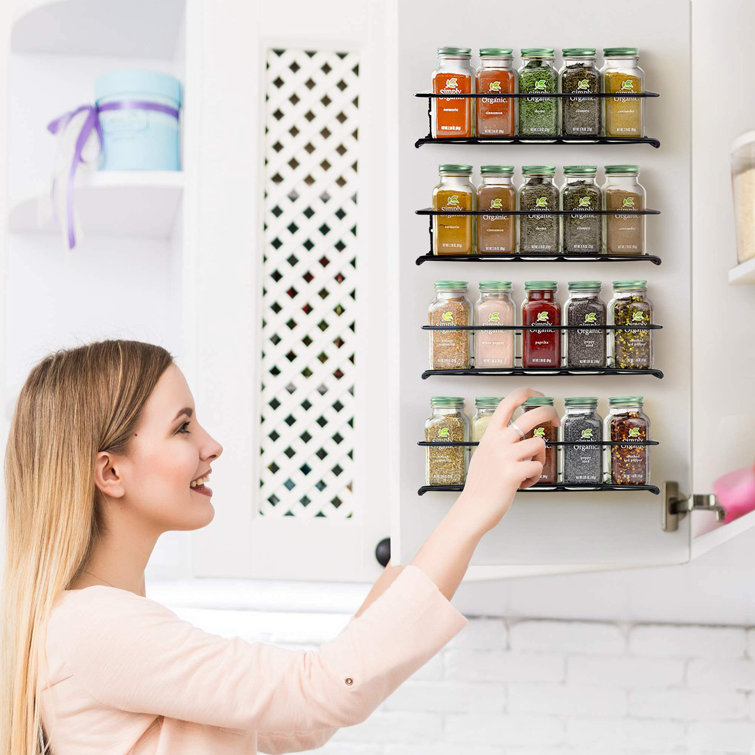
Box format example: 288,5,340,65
565,281,606,368
561,397,602,485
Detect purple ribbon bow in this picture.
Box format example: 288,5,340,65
47,100,180,249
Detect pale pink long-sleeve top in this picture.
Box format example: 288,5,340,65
38,564,468,754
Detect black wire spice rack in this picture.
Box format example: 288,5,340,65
421,323,663,379
417,439,660,496
414,91,661,148
415,207,661,266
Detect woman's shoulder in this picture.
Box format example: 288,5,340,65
50,586,178,636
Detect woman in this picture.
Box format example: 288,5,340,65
0,339,555,754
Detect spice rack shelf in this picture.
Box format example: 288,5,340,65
418,440,660,447
417,483,661,496
421,367,664,379
415,253,662,265
415,92,661,148
421,323,663,379
416,208,661,265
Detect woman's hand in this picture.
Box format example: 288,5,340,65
456,387,560,535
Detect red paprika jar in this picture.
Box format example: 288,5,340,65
522,281,561,368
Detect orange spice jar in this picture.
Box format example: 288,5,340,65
475,48,516,137
432,47,473,138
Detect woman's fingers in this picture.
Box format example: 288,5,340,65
518,461,545,489
512,436,546,461
504,404,560,439
489,387,543,429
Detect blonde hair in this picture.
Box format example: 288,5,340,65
0,339,174,754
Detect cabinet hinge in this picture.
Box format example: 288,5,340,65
663,480,725,532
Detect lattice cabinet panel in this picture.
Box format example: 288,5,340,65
258,48,359,519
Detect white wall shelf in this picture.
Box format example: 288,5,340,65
11,0,185,58
728,257,755,285
8,171,184,239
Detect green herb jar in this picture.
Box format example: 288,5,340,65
561,166,602,254
608,281,653,369
425,397,469,486
519,166,559,254
560,48,601,138
518,49,558,139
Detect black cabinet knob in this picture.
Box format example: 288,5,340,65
375,538,391,568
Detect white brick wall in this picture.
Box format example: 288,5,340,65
163,602,755,755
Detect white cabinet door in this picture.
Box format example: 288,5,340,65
688,0,755,556
392,0,695,574
188,0,392,582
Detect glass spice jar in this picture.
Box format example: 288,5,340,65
601,47,645,138
431,47,474,138
519,165,559,255
522,396,557,485
477,165,516,254
476,48,516,137
471,396,503,458
433,164,475,255
564,281,606,368
605,396,650,485
521,281,560,368
561,165,602,254
425,396,469,486
603,165,646,255
474,281,515,369
560,397,602,485
518,48,558,139
428,281,471,370
731,130,755,264
608,280,653,370
560,48,601,138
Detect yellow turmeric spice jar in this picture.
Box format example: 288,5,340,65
432,164,475,255
601,48,645,138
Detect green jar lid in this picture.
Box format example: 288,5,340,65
562,48,597,57
431,396,465,406
523,396,555,407
521,48,555,57
480,48,513,57
438,47,471,56
609,396,644,405
524,280,558,290
475,396,504,407
564,397,598,406
439,164,473,174
434,280,468,289
564,165,598,174
522,165,556,175
603,47,639,57
479,281,512,290
604,164,639,174
568,280,602,290
481,165,515,174
612,280,647,289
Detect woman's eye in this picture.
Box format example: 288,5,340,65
178,421,191,434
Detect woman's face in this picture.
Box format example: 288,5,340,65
96,363,223,533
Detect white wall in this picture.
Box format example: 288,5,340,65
164,600,755,755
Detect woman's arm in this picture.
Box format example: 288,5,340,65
357,388,558,609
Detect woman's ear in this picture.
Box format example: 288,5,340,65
93,451,126,499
